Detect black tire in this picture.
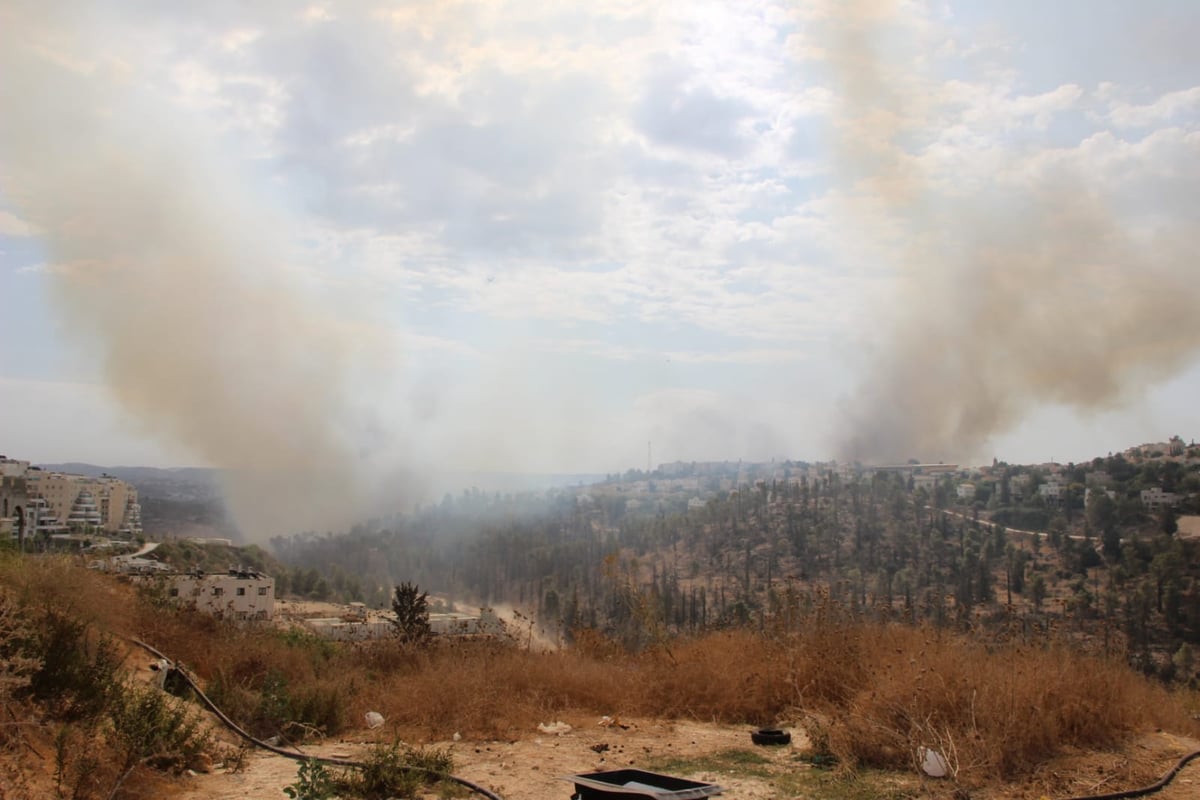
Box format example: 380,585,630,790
751,728,791,746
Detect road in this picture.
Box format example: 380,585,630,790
131,540,161,557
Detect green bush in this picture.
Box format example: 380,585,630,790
284,758,338,800
206,667,346,741
28,610,123,721
348,741,454,799
109,680,211,773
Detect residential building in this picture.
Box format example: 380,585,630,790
166,569,275,621
1009,474,1032,499
1140,487,1180,513
1038,477,1065,505
0,458,29,538
23,469,142,536
956,483,976,501
913,474,939,493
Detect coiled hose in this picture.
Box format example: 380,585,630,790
130,638,504,800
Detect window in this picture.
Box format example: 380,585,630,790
236,587,246,596
212,587,223,596
258,587,269,595
169,588,179,597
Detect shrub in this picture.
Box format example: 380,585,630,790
28,610,124,721
345,741,454,799
109,680,211,773
284,758,338,800
0,587,39,704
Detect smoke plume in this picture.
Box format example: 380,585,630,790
0,6,378,538
831,1,1200,464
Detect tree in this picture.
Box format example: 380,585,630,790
1030,575,1047,610
391,582,432,645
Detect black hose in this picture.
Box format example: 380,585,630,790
130,638,504,800
1059,747,1200,800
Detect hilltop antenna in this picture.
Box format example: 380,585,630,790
647,441,651,473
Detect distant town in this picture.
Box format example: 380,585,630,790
5,434,1198,550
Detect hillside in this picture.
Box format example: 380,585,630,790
270,449,1200,681
2,552,1199,799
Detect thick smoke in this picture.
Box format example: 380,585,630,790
831,1,1200,464
0,7,377,538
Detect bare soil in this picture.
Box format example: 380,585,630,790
171,713,1200,800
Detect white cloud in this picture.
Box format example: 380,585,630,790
0,210,40,237
1107,86,1200,129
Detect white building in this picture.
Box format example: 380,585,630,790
167,569,275,621
1140,487,1180,513
913,474,939,493
1038,477,1065,504
956,483,977,500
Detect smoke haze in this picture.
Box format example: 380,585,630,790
2,1,1199,533
0,5,377,537
830,0,1200,464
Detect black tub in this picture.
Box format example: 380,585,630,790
562,768,724,800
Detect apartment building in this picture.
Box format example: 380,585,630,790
167,569,275,621
20,467,142,536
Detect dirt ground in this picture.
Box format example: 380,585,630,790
171,712,1200,800
177,715,805,800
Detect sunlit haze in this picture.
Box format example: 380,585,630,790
2,1,1199,533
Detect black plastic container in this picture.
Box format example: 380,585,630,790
562,768,724,800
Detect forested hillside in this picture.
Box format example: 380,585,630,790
271,452,1200,679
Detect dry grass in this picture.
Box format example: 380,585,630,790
4,555,1198,790
351,624,1197,785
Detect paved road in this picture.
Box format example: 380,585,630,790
130,540,160,557
933,506,1098,545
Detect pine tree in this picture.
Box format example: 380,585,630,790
391,582,432,645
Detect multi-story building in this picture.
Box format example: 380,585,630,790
21,467,142,536
1008,473,1032,499
1140,487,1180,513
913,474,939,493
0,457,29,538
166,569,275,621
1038,477,1065,505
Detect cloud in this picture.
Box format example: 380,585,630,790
3,0,1200,488
1107,86,1200,129
0,210,41,237
634,63,754,156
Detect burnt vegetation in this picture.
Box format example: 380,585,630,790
273,452,1200,682
4,449,1200,796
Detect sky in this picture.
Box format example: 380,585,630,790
2,1,1199,528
